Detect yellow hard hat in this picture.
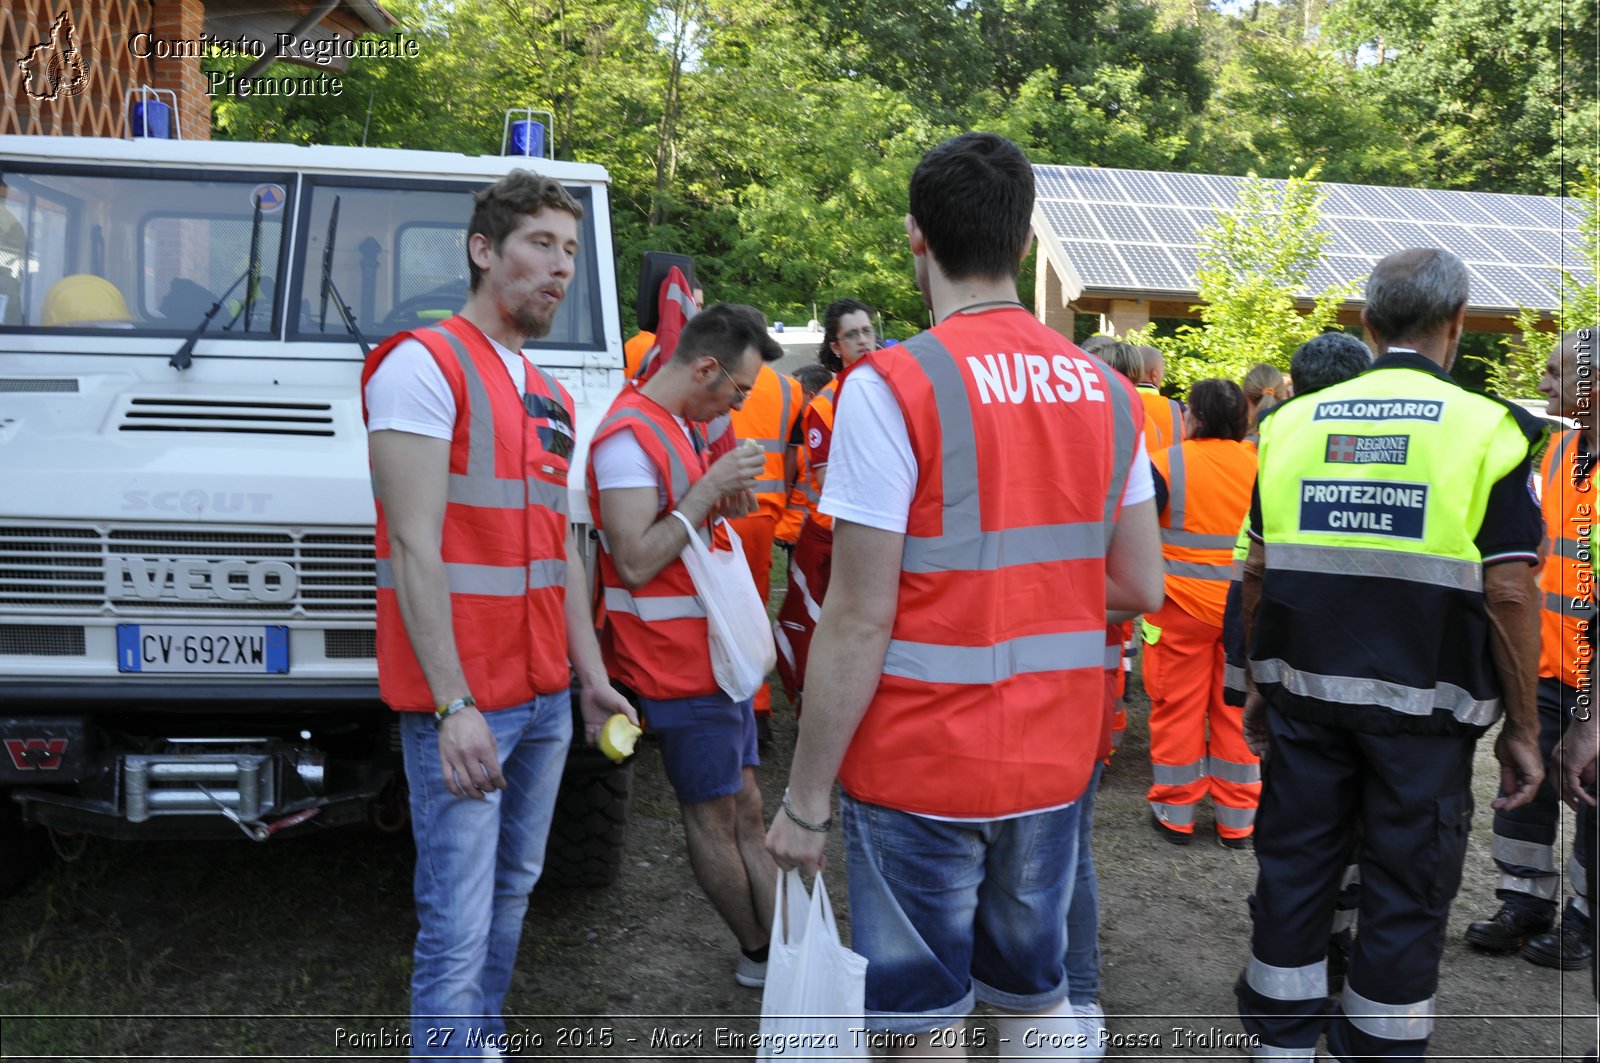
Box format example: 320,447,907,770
42,274,132,326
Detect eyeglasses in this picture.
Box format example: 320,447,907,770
839,327,876,343
715,360,751,402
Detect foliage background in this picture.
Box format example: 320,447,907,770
204,0,1597,360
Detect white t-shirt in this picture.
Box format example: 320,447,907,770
591,412,697,510
819,363,1154,534
364,336,527,441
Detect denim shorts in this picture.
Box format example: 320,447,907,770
639,692,757,805
842,794,1080,1033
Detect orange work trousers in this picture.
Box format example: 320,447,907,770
1143,597,1260,839
729,510,778,716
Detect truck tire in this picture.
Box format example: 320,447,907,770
0,793,50,896
541,745,632,889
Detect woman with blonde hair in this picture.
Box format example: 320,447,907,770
1241,362,1286,448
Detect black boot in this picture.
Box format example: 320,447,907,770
1464,903,1553,952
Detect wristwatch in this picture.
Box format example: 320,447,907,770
433,695,476,729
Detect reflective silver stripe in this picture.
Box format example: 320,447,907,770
752,439,786,454
1150,802,1195,826
1246,954,1326,1001
801,483,821,504
1223,662,1247,692
1493,835,1556,873
526,476,568,514
602,586,706,621
1500,873,1562,901
664,278,697,322
1215,804,1256,829
527,559,567,589
1330,908,1357,934
1339,863,1362,890
777,370,794,450
1573,883,1591,911
1105,370,1138,531
897,332,1122,573
883,630,1104,685
376,557,549,598
1545,590,1596,618
426,327,540,513
594,407,693,502
1340,985,1434,1041
790,553,822,622
1551,536,1592,563
1252,1045,1315,1060
446,477,523,509
904,522,1107,573
1162,528,1238,550
1269,542,1482,591
1231,558,1245,580
1208,755,1262,785
1249,658,1500,726
1165,559,1231,581
1167,441,1188,530
753,477,787,492
1151,760,1205,786
1545,430,1579,493
1103,643,1122,669
705,413,732,444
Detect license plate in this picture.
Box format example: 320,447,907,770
116,625,288,674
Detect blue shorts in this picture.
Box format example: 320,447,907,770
639,692,758,805
842,794,1080,1034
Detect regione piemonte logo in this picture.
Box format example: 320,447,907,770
18,9,89,101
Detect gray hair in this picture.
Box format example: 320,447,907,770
1291,332,1371,396
1363,248,1470,343
1102,341,1144,381
1561,328,1597,370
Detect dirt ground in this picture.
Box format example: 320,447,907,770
1,668,1596,1061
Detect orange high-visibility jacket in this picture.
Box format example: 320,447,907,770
1151,438,1257,627
728,364,801,520
363,316,574,711
1139,385,1185,452
587,387,721,700
1539,429,1596,689
837,313,1142,818
794,379,841,532
623,331,655,380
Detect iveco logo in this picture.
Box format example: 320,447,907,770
106,557,297,602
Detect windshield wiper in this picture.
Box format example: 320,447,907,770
318,196,370,357
170,192,265,370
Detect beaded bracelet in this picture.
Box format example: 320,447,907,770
781,789,833,833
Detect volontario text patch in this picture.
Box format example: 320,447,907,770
1299,479,1427,540
1313,398,1443,422
1325,434,1411,465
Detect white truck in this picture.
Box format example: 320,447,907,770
0,134,631,892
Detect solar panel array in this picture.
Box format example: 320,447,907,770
1033,165,1588,313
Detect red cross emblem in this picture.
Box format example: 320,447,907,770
1326,435,1359,463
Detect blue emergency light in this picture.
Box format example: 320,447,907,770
130,98,173,139
508,120,545,158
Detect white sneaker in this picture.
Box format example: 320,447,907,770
735,953,767,988
1072,1002,1106,1061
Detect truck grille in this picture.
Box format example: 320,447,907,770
115,397,336,437
0,524,375,618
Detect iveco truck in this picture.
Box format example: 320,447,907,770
0,133,631,892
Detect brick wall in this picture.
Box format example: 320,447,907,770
145,0,211,139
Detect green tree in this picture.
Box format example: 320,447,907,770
1130,169,1355,390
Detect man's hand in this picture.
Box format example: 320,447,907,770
1552,716,1600,810
700,445,763,500
579,681,637,746
437,708,505,798
1242,691,1270,760
1492,725,1546,811
766,800,829,878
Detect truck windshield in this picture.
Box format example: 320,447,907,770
0,166,288,335
290,177,603,351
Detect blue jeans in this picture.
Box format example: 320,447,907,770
400,692,572,1060
1065,761,1104,1005
842,794,1080,1034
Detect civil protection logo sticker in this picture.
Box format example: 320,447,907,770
18,8,89,102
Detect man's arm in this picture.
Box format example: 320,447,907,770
1485,560,1545,811
1240,537,1270,757
767,518,904,876
562,530,637,743
368,429,504,798
1105,497,1163,617
598,445,763,590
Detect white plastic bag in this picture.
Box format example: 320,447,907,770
757,870,869,1062
670,511,777,702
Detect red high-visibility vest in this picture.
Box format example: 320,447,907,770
1151,438,1257,627
587,386,721,700
729,364,801,520
1139,386,1185,452
363,316,574,711
1539,429,1596,689
837,313,1142,818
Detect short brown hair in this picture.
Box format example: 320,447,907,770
467,169,584,291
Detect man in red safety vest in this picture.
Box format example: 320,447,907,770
363,169,634,1058
768,132,1163,1059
